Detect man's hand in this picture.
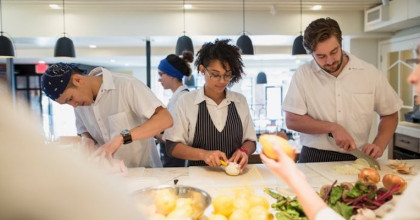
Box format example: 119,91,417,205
361,143,384,158
202,150,228,167
94,135,123,161
228,149,248,170
330,125,356,152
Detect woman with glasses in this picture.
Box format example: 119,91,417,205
155,51,193,167
164,39,256,170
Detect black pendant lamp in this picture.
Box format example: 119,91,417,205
256,72,267,84
292,0,307,55
236,0,254,55
54,0,75,58
175,0,193,56
0,0,14,58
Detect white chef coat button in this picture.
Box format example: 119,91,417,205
338,94,340,96
338,110,341,113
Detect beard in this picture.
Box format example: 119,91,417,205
315,51,344,74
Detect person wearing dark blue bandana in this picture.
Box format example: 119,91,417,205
155,51,193,167
41,63,173,168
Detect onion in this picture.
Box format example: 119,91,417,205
358,168,380,184
382,174,407,194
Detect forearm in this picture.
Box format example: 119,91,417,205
240,140,256,155
285,112,336,134
171,142,208,161
131,106,173,141
287,172,328,220
373,112,398,150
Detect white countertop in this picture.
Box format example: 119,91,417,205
396,121,420,138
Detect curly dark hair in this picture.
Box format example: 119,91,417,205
303,17,342,53
165,51,194,81
194,39,243,86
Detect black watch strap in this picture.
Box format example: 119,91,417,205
120,129,132,145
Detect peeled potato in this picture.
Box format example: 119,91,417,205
259,134,294,160
154,189,176,215
229,209,249,220
249,195,269,210
212,194,234,217
208,214,229,220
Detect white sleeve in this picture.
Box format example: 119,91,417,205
282,69,308,115
125,78,165,119
163,96,190,144
373,71,402,116
315,207,345,220
238,95,257,143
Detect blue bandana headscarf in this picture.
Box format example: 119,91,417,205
41,63,86,100
158,59,184,80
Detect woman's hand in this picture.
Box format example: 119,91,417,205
228,150,248,170
202,150,228,167
260,143,302,185
94,135,123,161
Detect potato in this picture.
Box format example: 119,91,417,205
249,195,269,209
229,209,249,220
259,134,294,160
154,189,176,215
212,194,234,217
208,214,229,220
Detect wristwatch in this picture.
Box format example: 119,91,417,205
120,129,132,145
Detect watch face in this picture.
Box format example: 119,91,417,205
121,129,129,136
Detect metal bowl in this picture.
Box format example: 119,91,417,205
133,185,212,219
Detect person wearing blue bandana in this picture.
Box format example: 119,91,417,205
41,63,173,168
155,51,193,167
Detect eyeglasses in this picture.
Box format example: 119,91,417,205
204,68,233,81
406,58,420,65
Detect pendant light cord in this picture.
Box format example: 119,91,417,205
299,0,302,35
183,0,186,35
62,0,66,36
242,0,245,34
0,0,3,34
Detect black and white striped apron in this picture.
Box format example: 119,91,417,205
189,101,243,166
298,146,357,163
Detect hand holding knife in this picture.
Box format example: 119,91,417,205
328,133,381,170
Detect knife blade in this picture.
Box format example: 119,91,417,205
327,133,381,170
350,149,381,170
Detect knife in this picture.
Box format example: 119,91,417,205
327,133,381,170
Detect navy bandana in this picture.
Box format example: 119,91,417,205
41,63,85,100
158,59,184,80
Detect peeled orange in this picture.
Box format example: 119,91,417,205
259,134,294,160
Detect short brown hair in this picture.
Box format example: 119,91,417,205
303,17,342,53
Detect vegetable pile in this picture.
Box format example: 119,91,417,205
264,188,307,220
321,180,401,219
265,180,402,220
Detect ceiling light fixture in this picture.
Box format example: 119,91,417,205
292,0,307,55
54,0,75,58
0,0,14,58
311,5,322,10
175,0,194,56
236,0,254,55
256,72,267,84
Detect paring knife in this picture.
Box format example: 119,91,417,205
327,133,381,170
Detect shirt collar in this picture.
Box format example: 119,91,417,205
194,87,241,105
89,67,116,91
310,51,363,75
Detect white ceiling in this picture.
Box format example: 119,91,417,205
3,0,385,68
6,0,382,11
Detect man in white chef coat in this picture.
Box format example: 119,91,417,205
283,17,402,162
41,63,172,167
